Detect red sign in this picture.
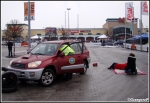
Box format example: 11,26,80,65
127,7,133,22
119,18,125,23
80,30,91,33
70,30,79,33
143,1,148,13
141,1,148,15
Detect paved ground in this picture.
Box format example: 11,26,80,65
1,46,149,102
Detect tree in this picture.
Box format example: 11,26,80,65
45,27,57,41
58,26,69,39
108,27,113,40
3,19,24,57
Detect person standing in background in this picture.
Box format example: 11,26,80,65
7,41,13,57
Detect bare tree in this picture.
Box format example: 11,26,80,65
3,19,24,57
58,26,69,40
3,29,12,41
45,27,57,41
107,27,113,40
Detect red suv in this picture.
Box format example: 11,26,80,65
7,40,91,86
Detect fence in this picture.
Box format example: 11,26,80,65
124,43,148,52
2,42,38,48
85,42,101,47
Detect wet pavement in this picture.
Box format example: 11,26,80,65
1,46,149,102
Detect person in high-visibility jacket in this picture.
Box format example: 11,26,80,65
59,44,75,56
59,44,75,81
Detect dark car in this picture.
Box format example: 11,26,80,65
105,42,114,46
114,40,124,45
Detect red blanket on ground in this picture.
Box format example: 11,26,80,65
114,63,127,70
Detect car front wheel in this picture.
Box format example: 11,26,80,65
38,69,56,87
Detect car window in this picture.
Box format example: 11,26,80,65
31,43,59,55
70,43,81,53
31,44,46,54
79,43,86,50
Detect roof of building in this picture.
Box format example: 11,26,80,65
106,18,138,21
30,28,108,31
6,23,28,26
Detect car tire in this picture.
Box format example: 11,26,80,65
2,86,18,93
2,72,18,93
80,61,88,74
2,72,18,88
38,69,56,87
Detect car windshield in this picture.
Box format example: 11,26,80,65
30,43,59,56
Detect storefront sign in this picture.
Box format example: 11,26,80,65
80,30,91,33
70,30,79,33
125,2,134,22
119,18,125,23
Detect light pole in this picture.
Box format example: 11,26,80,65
67,8,71,38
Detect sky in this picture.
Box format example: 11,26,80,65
1,1,149,30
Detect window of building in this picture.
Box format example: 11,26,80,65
37,34,41,36
79,33,83,35
88,33,92,35
96,33,101,35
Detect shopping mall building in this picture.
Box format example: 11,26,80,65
2,18,148,42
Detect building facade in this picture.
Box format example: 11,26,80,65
2,18,148,42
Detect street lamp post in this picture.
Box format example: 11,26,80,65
67,8,71,39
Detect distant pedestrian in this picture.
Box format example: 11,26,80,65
7,41,13,57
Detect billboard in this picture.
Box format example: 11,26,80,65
45,27,57,35
24,2,35,21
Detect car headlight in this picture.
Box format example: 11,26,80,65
28,61,42,68
10,60,13,65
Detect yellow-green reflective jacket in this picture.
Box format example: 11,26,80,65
59,45,75,56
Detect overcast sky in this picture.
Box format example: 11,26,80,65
1,1,149,30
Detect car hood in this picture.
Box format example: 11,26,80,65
11,54,55,64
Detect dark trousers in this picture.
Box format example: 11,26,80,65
125,68,137,74
109,62,117,69
8,49,12,57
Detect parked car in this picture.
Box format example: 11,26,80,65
6,40,91,86
114,40,125,45
105,42,114,46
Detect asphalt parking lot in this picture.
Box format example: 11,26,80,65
1,46,149,102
